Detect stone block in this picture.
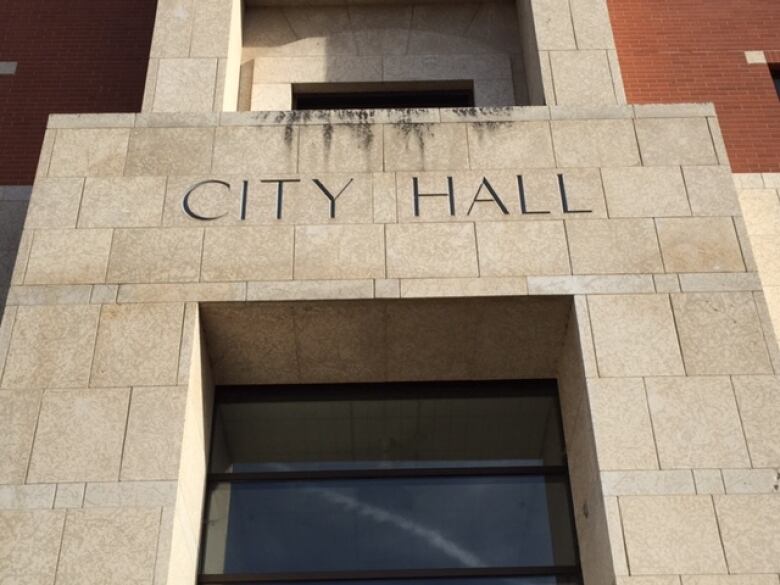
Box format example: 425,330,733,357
602,167,690,218
299,124,383,173
530,0,576,49
294,225,385,280
621,495,727,574
375,279,401,299
400,277,528,298
90,284,118,304
570,0,616,49
552,120,641,167
528,274,654,294
645,376,750,469
0,390,42,484
107,228,203,284
672,293,772,375
0,510,65,583
254,56,382,83
657,217,744,273
7,285,92,306
149,0,194,58
213,126,298,174
476,221,570,276
190,0,231,57
28,388,130,483
91,303,184,387
125,128,214,176
601,470,695,496
153,58,218,112
467,122,555,169
683,166,741,217
121,386,186,481
25,229,113,285
251,83,293,111
116,283,245,303
739,189,780,237
79,177,166,228
682,577,779,585
383,54,512,81
654,274,681,293
588,378,659,470
54,484,85,509
25,178,84,229
49,129,129,177
732,376,780,467
57,508,160,585
636,118,718,166
550,51,617,105
473,78,516,108
722,469,780,494
247,280,374,302
617,578,681,585
384,123,469,171
386,223,478,279
588,294,684,377
749,234,780,285
679,272,761,292
0,484,56,509
567,218,663,274
202,226,293,282
2,305,100,389
83,481,176,507
373,172,397,224
715,495,780,573
694,469,725,495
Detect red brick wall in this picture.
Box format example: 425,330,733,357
0,0,157,185
608,0,780,173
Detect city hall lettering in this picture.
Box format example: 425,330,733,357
181,174,592,221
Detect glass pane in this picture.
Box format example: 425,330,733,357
201,475,577,575
210,383,564,473
204,580,579,585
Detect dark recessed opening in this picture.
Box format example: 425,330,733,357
293,81,475,110
772,66,780,99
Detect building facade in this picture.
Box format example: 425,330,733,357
1,1,780,585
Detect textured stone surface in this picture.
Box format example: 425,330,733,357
79,177,166,228
0,390,42,484
0,510,65,584
295,225,385,280
602,167,690,217
25,229,113,285
476,221,570,276
57,507,160,585
567,219,663,274
107,228,203,284
732,376,780,467
386,223,478,279
657,218,744,273
28,388,130,483
202,226,293,282
636,118,718,166
715,495,780,573
621,496,727,574
49,129,129,177
91,303,184,387
25,178,84,229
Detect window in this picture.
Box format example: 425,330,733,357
292,82,475,110
772,67,780,98
200,381,581,585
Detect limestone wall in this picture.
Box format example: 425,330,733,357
1,103,779,584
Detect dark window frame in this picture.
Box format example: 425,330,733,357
291,81,475,110
199,381,582,585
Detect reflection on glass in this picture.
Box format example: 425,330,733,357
201,476,577,575
210,385,565,473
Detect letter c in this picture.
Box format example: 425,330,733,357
182,180,231,221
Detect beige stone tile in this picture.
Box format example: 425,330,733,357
386,223,478,279
90,284,118,304
672,293,772,375
25,178,84,228
375,278,400,298
299,124,383,173
0,510,65,583
254,56,382,83
684,166,742,217
121,386,186,481
552,119,641,167
636,118,718,166
2,305,100,389
646,376,750,469
601,470,695,496
49,129,129,177
202,226,293,282
749,234,780,286
621,495,727,574
679,272,761,292
247,280,374,302
588,378,659,470
0,484,56,510
654,273,681,293
588,294,684,377
107,228,203,284
605,496,629,575
694,470,726,495
383,54,512,82
148,0,193,58
732,376,780,467
117,283,245,303
0,389,42,484
401,277,528,298
91,303,184,387
373,172,397,224
125,128,214,176
682,576,779,585
551,51,617,105
294,225,385,280
657,217,744,273
476,221,570,276
467,122,555,169
602,167,690,218
567,218,663,274
7,285,92,306
722,469,780,494
715,495,780,573
251,83,293,110
617,577,680,585
79,177,166,228
571,0,616,49
25,229,112,285
739,189,780,237
28,388,129,483
529,274,654,294
57,508,160,585
530,0,576,49
384,123,469,171
153,58,217,112
213,126,298,174
54,484,85,509
83,480,176,507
